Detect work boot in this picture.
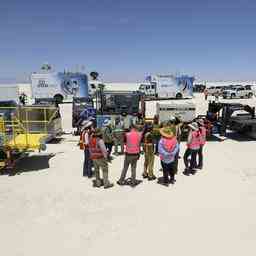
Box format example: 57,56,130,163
183,168,190,176
131,179,142,187
117,180,126,186
190,169,197,175
104,183,114,189
142,173,148,179
169,177,176,184
93,180,102,188
148,175,156,181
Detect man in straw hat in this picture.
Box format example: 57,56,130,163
79,120,93,177
183,122,201,175
158,126,179,185
89,128,114,189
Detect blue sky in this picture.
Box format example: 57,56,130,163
0,0,256,82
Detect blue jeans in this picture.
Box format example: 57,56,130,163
83,148,92,177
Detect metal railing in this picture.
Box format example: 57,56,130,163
0,105,60,150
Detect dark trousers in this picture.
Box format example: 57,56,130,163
105,143,113,156
154,139,160,154
119,154,139,182
161,161,175,183
83,148,92,177
198,146,204,168
183,148,198,170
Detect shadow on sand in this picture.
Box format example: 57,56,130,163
225,132,256,142
47,138,64,144
1,153,56,176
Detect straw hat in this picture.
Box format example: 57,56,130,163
159,127,175,139
188,122,199,131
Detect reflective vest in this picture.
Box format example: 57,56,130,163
187,131,201,150
125,130,142,154
199,127,207,146
79,131,87,150
89,137,104,160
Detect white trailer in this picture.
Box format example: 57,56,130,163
0,84,19,102
156,102,196,123
31,67,89,103
139,75,194,99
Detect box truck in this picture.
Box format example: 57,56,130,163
139,75,195,99
31,65,89,103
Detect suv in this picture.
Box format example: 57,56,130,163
207,86,223,96
222,87,253,99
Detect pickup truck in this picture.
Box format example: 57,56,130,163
222,87,253,99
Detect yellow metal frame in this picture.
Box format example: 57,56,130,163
0,106,58,152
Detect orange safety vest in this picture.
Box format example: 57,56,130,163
89,137,104,160
125,130,142,154
79,131,88,150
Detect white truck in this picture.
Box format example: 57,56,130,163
139,75,194,99
0,84,19,103
156,102,196,123
222,87,253,99
31,65,90,103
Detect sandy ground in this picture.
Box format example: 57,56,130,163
1,93,256,256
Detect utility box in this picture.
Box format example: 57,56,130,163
156,102,196,123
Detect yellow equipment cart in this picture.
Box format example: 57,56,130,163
0,103,62,170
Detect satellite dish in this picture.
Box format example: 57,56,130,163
90,71,99,80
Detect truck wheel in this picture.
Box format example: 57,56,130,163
176,93,182,99
54,94,64,104
248,93,253,98
231,94,235,99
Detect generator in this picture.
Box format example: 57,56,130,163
156,101,196,123
100,91,140,116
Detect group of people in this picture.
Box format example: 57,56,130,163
79,116,207,189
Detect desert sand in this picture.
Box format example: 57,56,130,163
0,93,256,256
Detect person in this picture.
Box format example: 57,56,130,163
142,123,156,180
89,128,114,189
113,116,125,155
152,115,161,154
19,93,27,106
158,126,179,185
79,120,93,178
102,119,114,158
183,122,201,175
174,117,183,173
214,91,220,101
197,119,207,169
117,124,142,187
204,89,208,101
